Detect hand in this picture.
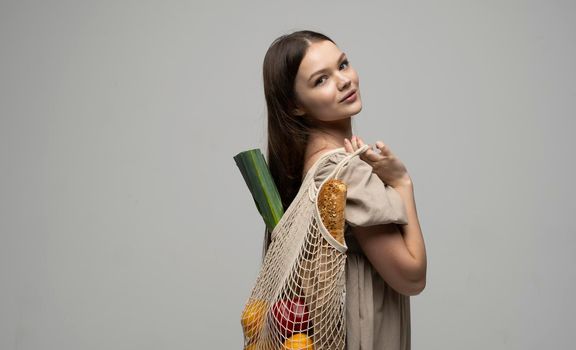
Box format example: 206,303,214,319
344,135,412,188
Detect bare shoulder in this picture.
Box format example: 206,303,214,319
302,146,341,177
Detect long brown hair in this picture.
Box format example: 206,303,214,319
261,30,336,259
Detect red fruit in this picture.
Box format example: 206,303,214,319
272,297,310,338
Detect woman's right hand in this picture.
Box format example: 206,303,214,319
344,136,412,188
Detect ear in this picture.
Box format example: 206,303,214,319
292,95,306,116
292,107,305,116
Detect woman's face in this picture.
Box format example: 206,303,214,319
292,40,361,122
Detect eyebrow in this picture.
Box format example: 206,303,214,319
308,52,347,82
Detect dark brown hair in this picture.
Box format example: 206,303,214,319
261,30,336,258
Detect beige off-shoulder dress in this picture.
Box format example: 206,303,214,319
312,148,411,350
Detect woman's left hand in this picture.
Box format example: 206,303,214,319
344,135,412,188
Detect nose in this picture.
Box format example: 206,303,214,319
337,72,351,90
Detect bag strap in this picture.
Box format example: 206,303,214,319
307,144,370,201
330,144,371,180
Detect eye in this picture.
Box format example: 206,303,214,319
315,76,327,86
314,59,350,87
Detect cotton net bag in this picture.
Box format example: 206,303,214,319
240,144,371,350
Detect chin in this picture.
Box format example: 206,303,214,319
351,102,362,115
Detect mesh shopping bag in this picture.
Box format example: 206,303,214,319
240,144,370,350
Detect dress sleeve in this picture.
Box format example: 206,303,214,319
314,152,408,227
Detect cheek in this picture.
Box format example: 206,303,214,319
308,89,336,110
306,90,343,121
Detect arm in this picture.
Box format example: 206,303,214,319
350,178,427,296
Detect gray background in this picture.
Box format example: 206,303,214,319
1,0,575,349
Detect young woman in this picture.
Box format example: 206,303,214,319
261,30,427,350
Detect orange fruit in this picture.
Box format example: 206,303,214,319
281,333,314,350
241,299,268,339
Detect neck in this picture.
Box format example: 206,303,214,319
307,117,353,150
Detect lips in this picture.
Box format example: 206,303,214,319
340,89,357,102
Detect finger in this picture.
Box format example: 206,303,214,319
351,135,359,150
357,137,372,157
358,137,375,155
344,138,353,153
356,137,368,160
375,141,391,156
363,148,382,162
358,142,382,163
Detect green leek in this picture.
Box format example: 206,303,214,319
233,148,284,231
